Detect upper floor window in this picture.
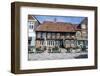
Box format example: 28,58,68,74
56,33,60,39
76,31,81,37
42,32,46,39
65,40,70,44
82,31,87,37
28,21,35,29
66,33,70,38
28,37,32,45
52,33,55,36
52,33,55,38
81,24,86,29
29,25,33,29
47,33,51,38
70,40,75,44
37,32,41,38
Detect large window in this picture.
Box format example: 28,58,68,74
84,40,88,48
28,21,34,29
49,41,51,46
42,32,46,39
57,33,60,39
37,32,41,38
57,33,60,36
42,41,44,45
81,24,86,29
77,41,84,47
70,40,76,47
47,40,49,46
65,40,70,44
40,40,44,46
70,40,74,44
66,33,70,38
52,41,55,46
64,40,70,48
47,33,51,38
52,33,55,39
55,41,58,45
28,37,32,45
29,25,33,29
76,31,81,38
82,31,87,38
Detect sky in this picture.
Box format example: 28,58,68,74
33,15,86,24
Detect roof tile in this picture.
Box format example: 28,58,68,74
35,21,78,32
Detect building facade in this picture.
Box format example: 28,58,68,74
28,15,88,53
34,18,88,51
28,15,40,51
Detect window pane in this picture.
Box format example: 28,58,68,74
37,32,41,38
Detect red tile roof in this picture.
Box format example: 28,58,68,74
35,21,78,32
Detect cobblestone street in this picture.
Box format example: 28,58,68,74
28,51,88,61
